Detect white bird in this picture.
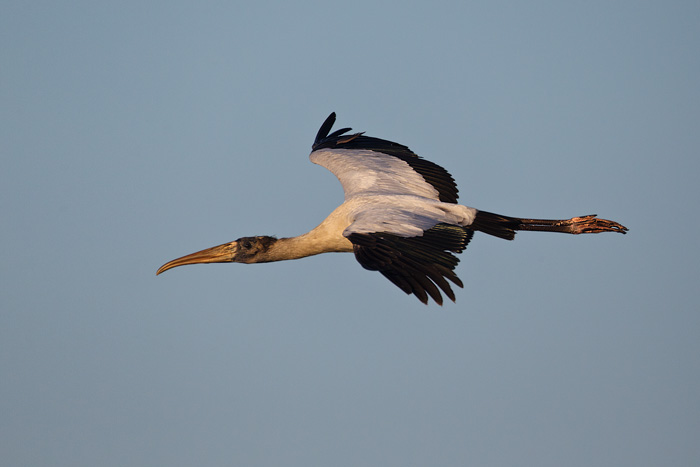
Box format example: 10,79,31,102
157,113,627,305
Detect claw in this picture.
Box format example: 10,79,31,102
568,215,628,234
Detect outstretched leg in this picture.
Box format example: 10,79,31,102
516,214,628,234
472,211,628,240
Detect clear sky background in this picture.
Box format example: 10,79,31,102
2,1,699,466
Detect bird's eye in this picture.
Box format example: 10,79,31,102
242,240,252,249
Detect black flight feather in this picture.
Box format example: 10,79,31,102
347,223,474,305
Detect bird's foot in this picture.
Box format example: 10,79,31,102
566,215,628,234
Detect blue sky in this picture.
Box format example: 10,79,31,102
2,1,699,466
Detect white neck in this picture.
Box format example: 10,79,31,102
257,209,354,262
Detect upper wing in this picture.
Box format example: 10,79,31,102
311,112,459,203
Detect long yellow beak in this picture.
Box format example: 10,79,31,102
156,241,239,275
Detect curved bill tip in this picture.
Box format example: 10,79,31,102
156,241,238,275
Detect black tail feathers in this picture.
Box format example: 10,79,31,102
471,211,520,240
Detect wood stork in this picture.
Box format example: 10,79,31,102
157,112,627,305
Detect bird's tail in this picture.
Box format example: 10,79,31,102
471,210,628,240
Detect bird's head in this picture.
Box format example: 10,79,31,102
156,235,277,275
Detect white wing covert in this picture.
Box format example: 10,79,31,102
342,196,476,237
310,149,441,201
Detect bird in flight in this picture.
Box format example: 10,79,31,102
157,113,627,305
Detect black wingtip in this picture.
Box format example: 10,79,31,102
314,112,336,145
312,112,354,150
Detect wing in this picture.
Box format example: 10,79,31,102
343,196,477,237
342,198,476,305
347,223,474,305
311,112,459,203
